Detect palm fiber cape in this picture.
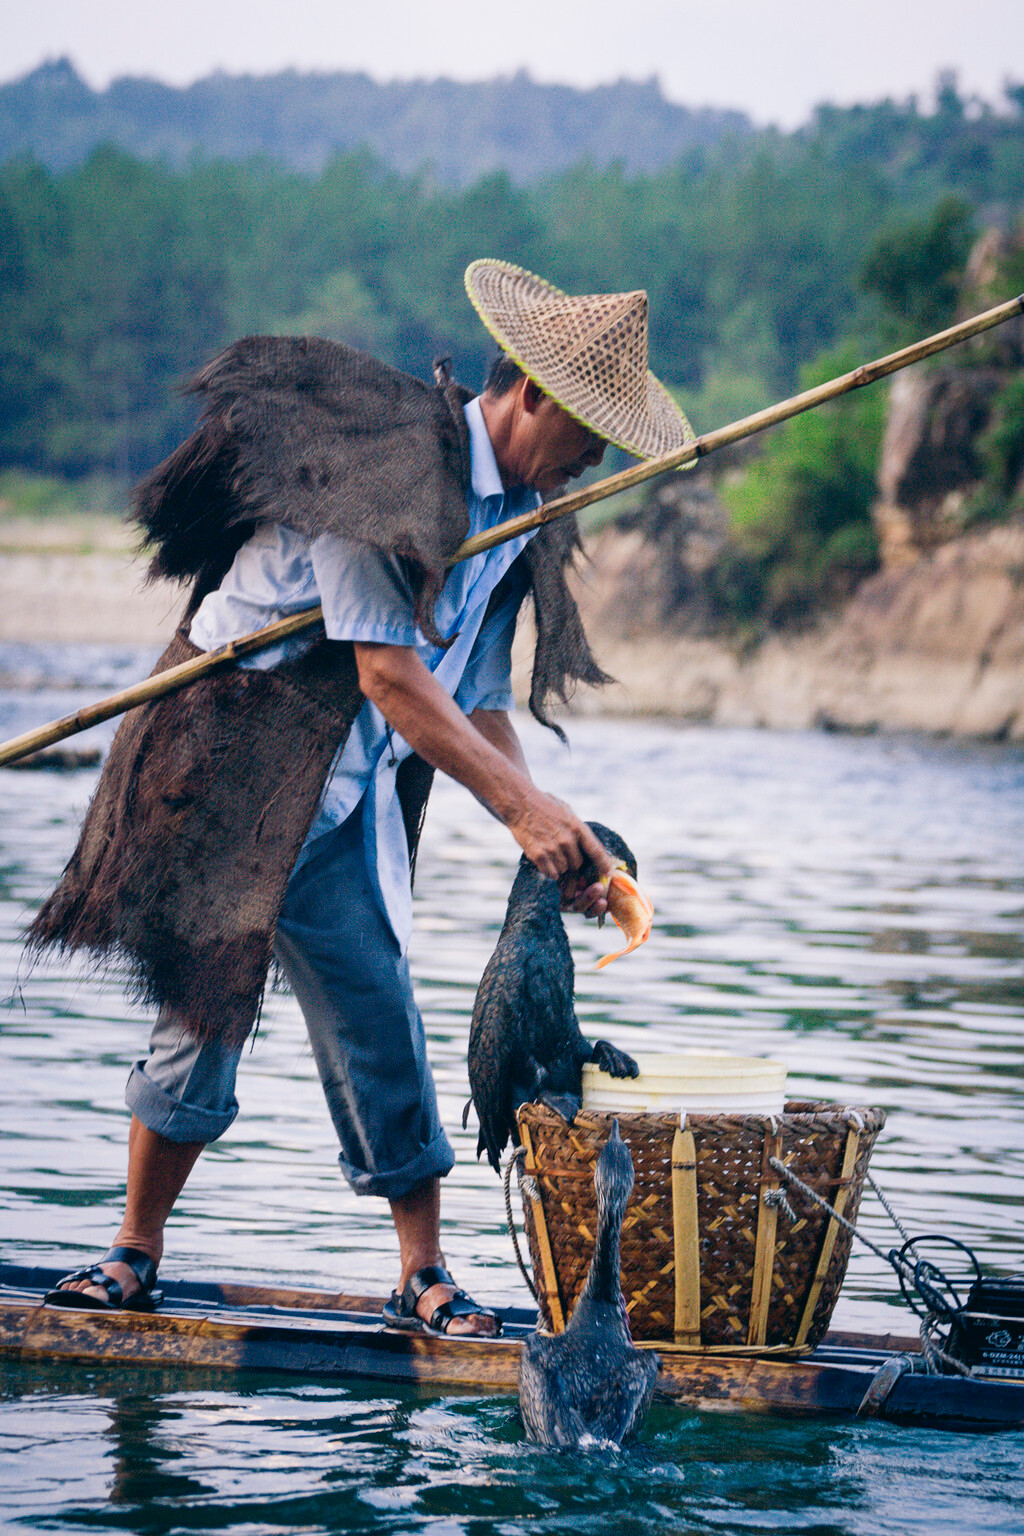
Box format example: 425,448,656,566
27,336,609,1046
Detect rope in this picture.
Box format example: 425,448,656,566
767,1156,972,1376
867,1173,912,1244
918,1317,972,1377
762,1185,798,1222
503,1146,540,1305
768,1157,899,1269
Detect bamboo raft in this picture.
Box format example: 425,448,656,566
3,1264,1023,1430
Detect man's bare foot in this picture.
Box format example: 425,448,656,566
414,1277,500,1337
386,1262,500,1337
389,1183,499,1336
56,1260,145,1305
48,1241,161,1309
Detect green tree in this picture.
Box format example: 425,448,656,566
0,158,72,467
719,346,886,624
859,194,975,340
273,268,398,356
973,375,1024,519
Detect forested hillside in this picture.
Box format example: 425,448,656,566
0,60,751,183
1,66,1022,491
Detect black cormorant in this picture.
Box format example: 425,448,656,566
466,822,649,1173
518,1119,659,1447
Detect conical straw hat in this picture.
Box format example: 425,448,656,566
465,259,695,461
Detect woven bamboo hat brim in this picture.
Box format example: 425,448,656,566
465,259,695,461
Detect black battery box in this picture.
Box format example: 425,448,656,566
947,1278,1024,1378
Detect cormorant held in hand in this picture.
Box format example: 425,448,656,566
466,822,650,1173
518,1119,659,1448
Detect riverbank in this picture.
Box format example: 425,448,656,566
569,516,1024,739
0,512,180,645
4,510,1024,740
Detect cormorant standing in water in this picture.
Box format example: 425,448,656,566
466,823,644,1173
518,1120,659,1447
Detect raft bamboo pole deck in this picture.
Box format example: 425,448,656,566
2,1265,1024,1429
1,293,1021,770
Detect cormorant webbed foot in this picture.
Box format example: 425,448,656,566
539,1090,582,1124
590,1039,639,1080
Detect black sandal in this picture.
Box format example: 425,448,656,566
382,1264,502,1337
44,1246,163,1313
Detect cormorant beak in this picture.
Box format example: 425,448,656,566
595,862,654,969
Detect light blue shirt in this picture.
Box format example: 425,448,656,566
190,396,540,950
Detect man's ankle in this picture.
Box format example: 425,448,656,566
109,1234,163,1268
398,1254,446,1290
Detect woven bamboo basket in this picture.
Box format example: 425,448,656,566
516,1101,886,1354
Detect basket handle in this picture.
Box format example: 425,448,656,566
793,1123,862,1347
672,1125,702,1345
502,1147,540,1305
515,1121,567,1330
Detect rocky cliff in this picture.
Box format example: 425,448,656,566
565,242,1024,738
570,514,1024,738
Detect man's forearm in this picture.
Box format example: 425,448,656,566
469,707,531,779
353,642,611,883
355,644,534,824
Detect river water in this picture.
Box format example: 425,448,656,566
1,641,1023,1534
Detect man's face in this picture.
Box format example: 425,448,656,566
495,380,607,496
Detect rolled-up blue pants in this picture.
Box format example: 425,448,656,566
124,801,455,1200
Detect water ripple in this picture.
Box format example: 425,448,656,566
2,649,1024,1531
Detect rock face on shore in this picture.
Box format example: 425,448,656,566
567,265,1024,739
873,245,1023,569
872,366,1008,565
571,514,1024,739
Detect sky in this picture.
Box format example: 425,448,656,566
2,0,1023,126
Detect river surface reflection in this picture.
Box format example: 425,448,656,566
2,642,1023,1534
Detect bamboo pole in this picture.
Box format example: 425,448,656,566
1,291,1021,770
454,291,1024,561
0,610,327,765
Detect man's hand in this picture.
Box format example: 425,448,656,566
503,786,612,886
354,643,612,889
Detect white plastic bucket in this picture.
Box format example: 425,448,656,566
581,1052,787,1120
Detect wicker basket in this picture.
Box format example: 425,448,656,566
516,1101,886,1354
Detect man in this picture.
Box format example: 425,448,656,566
33,260,693,1335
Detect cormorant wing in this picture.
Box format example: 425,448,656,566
590,1349,659,1445
518,1332,590,1448
468,951,531,1172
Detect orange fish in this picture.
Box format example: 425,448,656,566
596,866,654,969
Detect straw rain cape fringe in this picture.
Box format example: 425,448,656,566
26,337,609,1047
